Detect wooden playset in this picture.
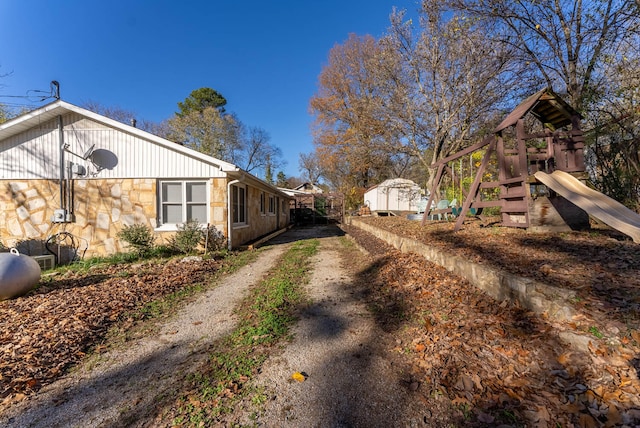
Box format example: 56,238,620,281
422,88,640,242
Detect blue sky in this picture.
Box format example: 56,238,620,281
0,0,418,179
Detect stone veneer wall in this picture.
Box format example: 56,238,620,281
1,177,285,257
1,178,159,257
229,186,276,248
210,177,229,240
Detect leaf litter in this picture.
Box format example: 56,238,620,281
0,257,221,411
344,217,640,426
1,216,640,426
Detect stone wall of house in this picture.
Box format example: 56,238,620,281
1,177,287,259
229,186,288,248
210,177,229,240
1,178,158,258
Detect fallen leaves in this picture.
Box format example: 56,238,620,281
345,219,640,426
0,257,221,406
291,372,308,383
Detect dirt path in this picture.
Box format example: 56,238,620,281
231,227,427,427
2,225,428,427
1,245,287,428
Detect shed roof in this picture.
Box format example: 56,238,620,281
495,88,582,132
365,178,420,192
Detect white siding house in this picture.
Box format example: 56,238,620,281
0,100,291,258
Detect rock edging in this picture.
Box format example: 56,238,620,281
349,218,577,323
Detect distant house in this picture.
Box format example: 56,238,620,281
279,182,344,225
292,182,323,194
0,100,291,258
364,178,423,214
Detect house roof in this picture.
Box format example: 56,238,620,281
495,88,582,132
0,100,239,172
293,182,323,192
0,100,291,199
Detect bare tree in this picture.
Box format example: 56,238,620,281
586,30,640,208
298,152,323,184
446,0,640,112
238,126,283,176
382,2,515,188
0,104,10,124
82,100,163,134
83,100,137,124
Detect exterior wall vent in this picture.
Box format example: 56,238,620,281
32,255,55,271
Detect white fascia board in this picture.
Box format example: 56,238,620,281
227,170,293,199
0,100,67,140
58,101,241,172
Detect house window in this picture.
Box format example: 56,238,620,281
160,180,208,225
232,184,247,225
268,195,275,215
260,192,266,215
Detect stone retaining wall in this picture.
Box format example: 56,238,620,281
349,218,577,322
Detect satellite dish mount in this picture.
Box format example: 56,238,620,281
64,143,95,160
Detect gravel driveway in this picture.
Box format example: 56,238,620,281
1,244,287,428
2,225,427,427
232,226,427,427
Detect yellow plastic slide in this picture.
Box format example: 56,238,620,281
534,170,640,243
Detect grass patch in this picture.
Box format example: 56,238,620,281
588,325,604,339
169,239,319,426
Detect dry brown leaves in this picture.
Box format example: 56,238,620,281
344,220,640,426
0,257,221,408
359,216,640,355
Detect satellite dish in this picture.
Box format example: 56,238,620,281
89,149,118,171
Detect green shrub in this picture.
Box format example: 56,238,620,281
169,220,204,254
117,224,155,255
150,244,178,258
169,221,227,254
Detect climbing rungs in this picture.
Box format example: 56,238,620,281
502,200,528,212
470,200,502,208
501,217,529,228
500,186,526,198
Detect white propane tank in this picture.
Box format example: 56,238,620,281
0,248,42,300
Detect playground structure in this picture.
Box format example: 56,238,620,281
422,88,640,243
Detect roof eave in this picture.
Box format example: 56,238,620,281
0,100,242,173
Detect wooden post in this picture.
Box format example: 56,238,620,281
454,136,497,231
516,120,528,177
421,163,445,226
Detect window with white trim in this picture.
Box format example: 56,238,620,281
232,184,247,225
159,180,208,225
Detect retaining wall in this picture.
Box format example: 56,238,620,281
349,218,577,323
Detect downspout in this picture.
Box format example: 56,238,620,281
227,179,240,251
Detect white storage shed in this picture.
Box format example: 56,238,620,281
364,178,423,213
